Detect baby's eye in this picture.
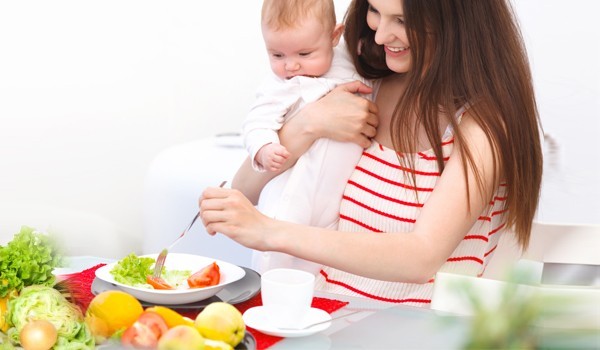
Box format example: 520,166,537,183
299,52,312,57
272,53,284,59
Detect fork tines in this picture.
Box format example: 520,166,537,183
153,249,168,278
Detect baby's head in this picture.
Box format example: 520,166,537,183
261,0,343,80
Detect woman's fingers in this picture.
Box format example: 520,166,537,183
337,80,373,95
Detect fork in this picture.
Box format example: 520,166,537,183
152,180,227,278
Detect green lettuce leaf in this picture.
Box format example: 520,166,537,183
0,226,63,298
109,253,155,287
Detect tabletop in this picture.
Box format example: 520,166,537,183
63,256,469,349
63,256,599,350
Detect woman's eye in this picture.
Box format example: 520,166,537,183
396,17,405,25
367,4,378,14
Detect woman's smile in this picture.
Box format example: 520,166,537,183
384,45,410,57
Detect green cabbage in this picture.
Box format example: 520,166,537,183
6,285,94,349
0,226,63,298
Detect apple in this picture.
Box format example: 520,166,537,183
194,302,245,347
157,325,205,350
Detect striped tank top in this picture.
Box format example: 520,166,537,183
314,119,508,307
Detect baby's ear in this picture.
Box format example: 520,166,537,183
331,23,345,46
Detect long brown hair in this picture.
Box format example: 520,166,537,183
344,0,543,248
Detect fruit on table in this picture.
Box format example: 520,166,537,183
0,296,9,333
194,302,245,347
158,324,205,350
122,311,169,348
204,339,234,350
19,319,58,350
84,290,144,342
146,306,195,328
0,290,18,332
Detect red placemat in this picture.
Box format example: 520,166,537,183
60,264,349,350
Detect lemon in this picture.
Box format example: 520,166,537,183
146,306,195,328
84,290,143,342
0,296,9,333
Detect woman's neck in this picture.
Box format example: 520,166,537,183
373,74,408,149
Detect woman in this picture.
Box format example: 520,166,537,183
200,0,542,307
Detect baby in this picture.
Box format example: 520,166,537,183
242,0,370,274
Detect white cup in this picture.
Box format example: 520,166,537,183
261,268,315,328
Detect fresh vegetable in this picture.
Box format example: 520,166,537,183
121,311,169,348
122,321,160,349
109,253,155,287
146,276,174,290
188,262,220,288
19,319,57,350
110,253,190,289
0,226,63,298
6,285,94,348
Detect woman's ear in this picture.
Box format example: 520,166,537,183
331,23,345,46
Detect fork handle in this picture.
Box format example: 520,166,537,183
168,212,201,250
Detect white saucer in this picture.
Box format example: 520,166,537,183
243,306,332,338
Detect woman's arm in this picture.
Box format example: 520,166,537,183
202,115,498,283
232,81,378,203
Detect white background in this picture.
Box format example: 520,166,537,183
1,1,598,248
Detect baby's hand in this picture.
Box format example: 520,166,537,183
256,143,290,172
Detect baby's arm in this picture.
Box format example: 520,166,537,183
255,143,291,172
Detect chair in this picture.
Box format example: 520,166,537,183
142,134,253,268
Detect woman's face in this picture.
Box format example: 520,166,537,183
365,0,411,73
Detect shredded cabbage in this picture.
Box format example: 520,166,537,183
6,285,94,349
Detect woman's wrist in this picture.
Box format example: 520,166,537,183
293,102,326,140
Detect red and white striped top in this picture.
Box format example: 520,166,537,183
314,129,508,307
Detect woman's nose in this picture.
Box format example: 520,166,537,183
373,20,393,45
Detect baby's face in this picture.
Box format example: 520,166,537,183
262,18,337,80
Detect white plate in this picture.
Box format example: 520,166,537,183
243,306,332,338
95,253,245,305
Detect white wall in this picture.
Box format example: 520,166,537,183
512,0,600,224
0,0,350,249
0,1,598,251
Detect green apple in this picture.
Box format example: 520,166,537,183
157,325,205,350
194,302,245,347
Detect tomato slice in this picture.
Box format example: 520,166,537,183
146,275,174,290
122,311,169,348
187,262,220,288
122,322,158,348
137,312,169,338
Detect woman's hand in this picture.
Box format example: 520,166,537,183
299,80,379,148
231,80,379,203
199,186,274,251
